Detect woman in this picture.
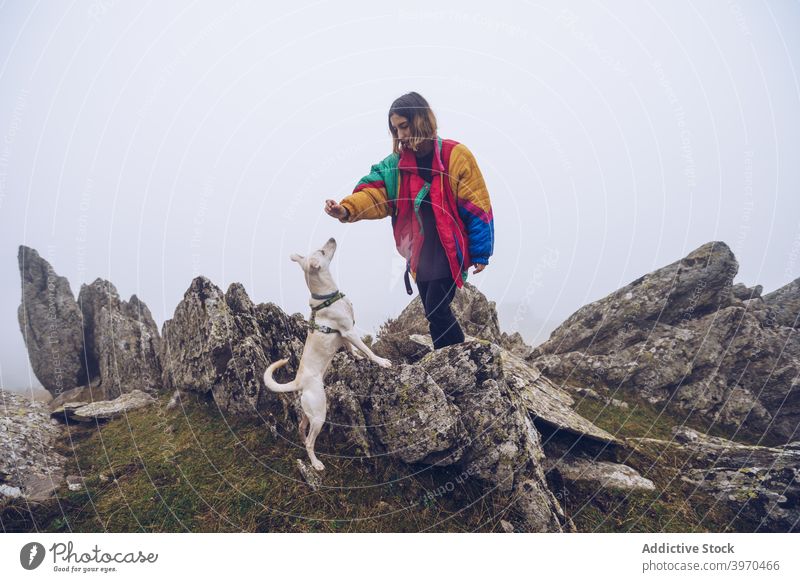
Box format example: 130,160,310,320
324,92,494,350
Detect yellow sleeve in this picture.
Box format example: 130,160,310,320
338,159,394,222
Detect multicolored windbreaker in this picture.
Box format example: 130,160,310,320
338,136,494,289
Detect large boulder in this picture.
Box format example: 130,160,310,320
18,246,165,403
324,338,599,531
17,246,87,398
532,241,739,357
530,241,800,445
160,277,313,435
419,341,574,532
77,278,162,399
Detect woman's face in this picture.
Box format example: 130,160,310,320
390,113,413,150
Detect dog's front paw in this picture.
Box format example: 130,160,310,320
375,357,392,368
312,460,325,471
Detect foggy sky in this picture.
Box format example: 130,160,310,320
1,1,798,391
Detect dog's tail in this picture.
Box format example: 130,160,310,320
263,358,300,393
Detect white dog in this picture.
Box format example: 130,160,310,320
263,237,392,471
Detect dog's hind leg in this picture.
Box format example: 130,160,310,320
305,417,326,471
298,410,309,443
300,382,327,471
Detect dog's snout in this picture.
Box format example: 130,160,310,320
327,237,336,244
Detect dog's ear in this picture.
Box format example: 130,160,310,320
290,253,303,263
308,257,321,270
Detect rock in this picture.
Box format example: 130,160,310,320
373,282,504,362
0,485,22,499
50,401,90,423
65,475,83,492
731,282,762,301
17,246,87,398
762,277,800,328
498,331,535,360
77,279,162,399
543,457,656,492
49,383,101,410
160,277,307,435
296,459,323,490
532,241,739,358
529,241,800,445
500,348,619,448
166,390,180,411
23,473,65,501
631,427,800,532
418,341,574,532
67,390,157,422
18,246,166,403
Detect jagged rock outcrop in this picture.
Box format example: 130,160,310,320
324,340,577,531
17,246,87,396
418,341,574,532
160,277,313,434
629,427,800,532
78,278,162,399
13,239,800,531
17,246,163,402
370,296,619,450
762,277,800,329
529,241,800,445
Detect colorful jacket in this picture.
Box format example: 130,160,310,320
338,136,494,289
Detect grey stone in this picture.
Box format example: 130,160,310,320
17,246,87,398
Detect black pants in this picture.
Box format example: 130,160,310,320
416,276,465,349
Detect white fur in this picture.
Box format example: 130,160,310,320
263,237,391,471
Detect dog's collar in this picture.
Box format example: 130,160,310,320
310,291,344,312
311,289,340,300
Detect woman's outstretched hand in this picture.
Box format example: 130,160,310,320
471,263,487,274
324,199,349,221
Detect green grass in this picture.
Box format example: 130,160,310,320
1,392,512,533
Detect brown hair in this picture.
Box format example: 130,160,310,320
388,92,438,155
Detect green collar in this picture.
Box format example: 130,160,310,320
310,290,344,312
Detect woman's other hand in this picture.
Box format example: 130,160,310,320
324,199,349,221
471,263,486,274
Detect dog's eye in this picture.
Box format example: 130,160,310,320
321,251,325,256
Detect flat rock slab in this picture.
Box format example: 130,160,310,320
544,456,655,492
67,389,157,422
501,348,619,446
